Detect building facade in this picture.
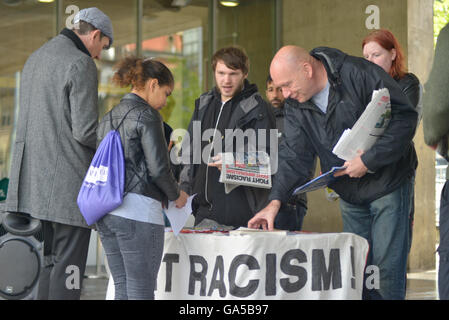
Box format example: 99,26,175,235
0,0,436,270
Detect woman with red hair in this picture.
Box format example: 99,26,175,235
362,29,420,275
362,29,422,122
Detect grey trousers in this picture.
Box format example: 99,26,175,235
37,220,91,300
96,214,164,300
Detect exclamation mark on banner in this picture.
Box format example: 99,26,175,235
350,246,356,289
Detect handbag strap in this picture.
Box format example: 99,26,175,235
108,106,152,196
109,106,139,131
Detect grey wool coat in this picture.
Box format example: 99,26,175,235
6,32,98,228
423,23,449,178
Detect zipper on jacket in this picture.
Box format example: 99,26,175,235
205,101,226,209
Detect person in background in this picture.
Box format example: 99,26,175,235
248,45,417,300
96,57,188,300
362,29,422,122
163,122,182,181
5,7,113,300
162,121,182,227
266,74,308,231
423,22,449,300
362,29,421,253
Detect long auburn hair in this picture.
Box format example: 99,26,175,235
362,29,407,80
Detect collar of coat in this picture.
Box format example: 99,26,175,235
270,104,284,117
310,47,345,87
285,47,347,113
197,81,265,132
60,28,91,57
122,92,149,106
199,79,260,113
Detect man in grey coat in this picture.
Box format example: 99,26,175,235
423,22,449,300
5,7,113,300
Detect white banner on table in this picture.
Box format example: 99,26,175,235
150,232,369,300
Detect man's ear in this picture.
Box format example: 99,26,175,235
303,62,313,79
90,29,101,41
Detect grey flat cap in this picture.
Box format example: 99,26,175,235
74,7,113,49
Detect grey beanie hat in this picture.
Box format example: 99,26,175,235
74,7,114,49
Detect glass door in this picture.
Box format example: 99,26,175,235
141,0,208,131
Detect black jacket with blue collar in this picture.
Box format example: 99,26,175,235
180,80,276,227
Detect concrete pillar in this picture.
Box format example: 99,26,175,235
407,0,436,271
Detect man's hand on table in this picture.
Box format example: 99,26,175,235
247,200,281,231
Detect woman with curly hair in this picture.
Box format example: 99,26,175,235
96,57,188,300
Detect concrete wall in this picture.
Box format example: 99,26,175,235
214,0,276,93
283,0,408,55
282,0,436,271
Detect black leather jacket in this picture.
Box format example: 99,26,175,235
269,47,418,205
97,93,180,206
397,73,420,109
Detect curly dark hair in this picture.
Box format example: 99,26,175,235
112,56,174,90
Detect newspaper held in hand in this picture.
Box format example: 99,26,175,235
218,151,272,194
332,88,391,161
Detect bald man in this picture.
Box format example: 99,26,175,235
249,45,418,300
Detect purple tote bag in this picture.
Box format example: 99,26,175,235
77,130,125,226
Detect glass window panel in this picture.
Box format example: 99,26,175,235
142,0,209,131
0,1,55,179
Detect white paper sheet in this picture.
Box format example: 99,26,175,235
164,194,195,236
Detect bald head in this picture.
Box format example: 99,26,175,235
269,45,327,103
271,45,312,72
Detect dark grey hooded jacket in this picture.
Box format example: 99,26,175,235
179,81,276,227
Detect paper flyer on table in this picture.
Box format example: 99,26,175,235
292,166,346,195
229,227,288,236
332,88,391,161
165,194,195,236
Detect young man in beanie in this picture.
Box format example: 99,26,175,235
6,7,113,300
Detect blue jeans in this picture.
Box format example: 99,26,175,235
339,177,413,300
274,203,306,231
96,215,164,300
